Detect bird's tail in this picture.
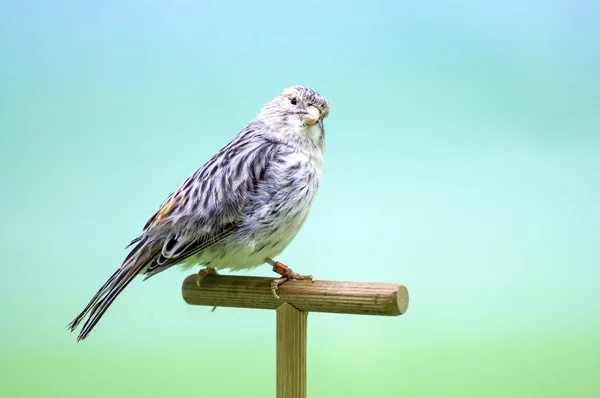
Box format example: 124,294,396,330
67,238,157,341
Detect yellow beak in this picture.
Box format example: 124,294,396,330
302,106,320,126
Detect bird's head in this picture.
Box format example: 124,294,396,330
257,86,330,152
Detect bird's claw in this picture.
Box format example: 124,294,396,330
196,267,219,286
271,279,282,299
269,260,314,299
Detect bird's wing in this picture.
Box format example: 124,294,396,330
68,124,279,340
140,125,279,277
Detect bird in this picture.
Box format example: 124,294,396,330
67,86,330,341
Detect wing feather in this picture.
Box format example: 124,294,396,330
138,121,278,277
69,119,284,340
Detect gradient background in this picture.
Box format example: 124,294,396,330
1,1,599,397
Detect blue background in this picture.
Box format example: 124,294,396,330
1,1,599,396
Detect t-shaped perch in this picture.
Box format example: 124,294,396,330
182,274,409,398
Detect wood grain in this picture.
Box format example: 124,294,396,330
182,274,409,316
276,302,307,398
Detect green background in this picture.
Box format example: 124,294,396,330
1,1,599,397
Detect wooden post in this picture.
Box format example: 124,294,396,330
182,274,408,397
276,303,307,398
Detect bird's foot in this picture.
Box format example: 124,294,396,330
197,267,219,311
266,258,314,299
196,267,219,286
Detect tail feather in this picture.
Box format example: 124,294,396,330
67,238,158,341
75,266,140,341
66,269,119,332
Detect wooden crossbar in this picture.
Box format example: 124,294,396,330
182,274,409,398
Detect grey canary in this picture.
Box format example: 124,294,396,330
68,86,330,341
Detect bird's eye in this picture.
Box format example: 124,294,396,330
290,97,297,105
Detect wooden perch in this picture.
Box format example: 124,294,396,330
182,273,409,398
182,274,409,316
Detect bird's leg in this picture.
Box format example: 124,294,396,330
265,258,314,299
197,267,219,312
196,267,219,286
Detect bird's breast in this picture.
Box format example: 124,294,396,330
245,152,321,238
196,151,322,270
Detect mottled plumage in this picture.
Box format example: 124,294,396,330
68,86,329,341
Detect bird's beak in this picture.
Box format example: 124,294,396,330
302,106,320,126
